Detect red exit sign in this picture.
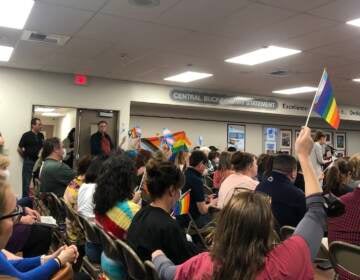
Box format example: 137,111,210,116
74,74,88,86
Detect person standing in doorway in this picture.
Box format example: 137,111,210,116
18,118,44,198
90,121,114,156
310,131,330,186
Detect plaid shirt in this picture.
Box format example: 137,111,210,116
328,187,360,280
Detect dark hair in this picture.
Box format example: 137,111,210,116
98,120,108,126
31,118,40,127
227,146,237,152
314,130,326,142
218,152,232,171
272,154,297,174
77,155,92,175
211,191,277,280
231,152,255,172
67,128,75,142
257,154,273,180
94,154,137,215
208,151,220,161
325,159,352,196
209,146,218,152
135,149,152,169
189,150,207,167
85,155,107,183
41,137,61,160
146,160,184,200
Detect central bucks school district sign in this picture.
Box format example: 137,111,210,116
170,89,278,110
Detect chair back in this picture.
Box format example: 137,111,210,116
144,260,160,280
329,241,360,278
115,239,146,280
279,225,295,241
77,214,101,245
45,192,66,223
96,225,124,263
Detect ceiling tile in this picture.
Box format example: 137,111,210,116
77,14,191,47
155,0,250,32
101,0,180,20
0,28,22,47
252,0,335,12
309,0,360,22
60,37,114,59
25,1,94,35
209,3,296,38
38,0,108,12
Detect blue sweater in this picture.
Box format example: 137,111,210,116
0,251,59,280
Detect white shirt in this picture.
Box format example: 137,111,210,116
77,183,96,219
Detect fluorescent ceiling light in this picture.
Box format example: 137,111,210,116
164,71,213,83
0,0,35,30
346,18,360,27
0,46,14,62
42,112,64,117
225,46,301,66
272,86,318,95
35,107,55,113
352,78,360,83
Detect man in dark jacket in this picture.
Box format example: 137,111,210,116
256,154,306,230
90,120,114,156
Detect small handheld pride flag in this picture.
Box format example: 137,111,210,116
173,190,190,216
305,69,340,129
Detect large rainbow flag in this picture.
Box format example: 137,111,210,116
173,191,190,216
313,69,340,129
144,131,192,153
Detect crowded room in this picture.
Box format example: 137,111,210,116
0,0,359,279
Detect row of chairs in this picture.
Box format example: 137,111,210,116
280,225,360,279
37,191,160,280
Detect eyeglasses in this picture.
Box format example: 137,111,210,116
0,205,24,224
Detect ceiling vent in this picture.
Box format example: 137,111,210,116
129,0,160,7
268,70,289,77
21,30,70,46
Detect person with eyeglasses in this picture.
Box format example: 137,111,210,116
0,179,79,279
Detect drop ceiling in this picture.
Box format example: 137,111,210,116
1,0,360,105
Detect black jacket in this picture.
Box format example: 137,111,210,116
90,131,114,156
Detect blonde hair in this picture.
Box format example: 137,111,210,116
350,153,360,180
0,155,9,170
0,180,10,215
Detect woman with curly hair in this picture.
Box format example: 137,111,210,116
93,154,141,279
152,127,327,280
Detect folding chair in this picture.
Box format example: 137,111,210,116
329,241,360,279
144,260,160,280
77,215,102,279
114,239,147,280
279,225,295,241
186,213,210,249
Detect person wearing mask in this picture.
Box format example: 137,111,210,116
0,179,79,279
324,159,353,197
151,127,328,280
127,161,200,264
256,154,306,229
39,137,75,197
217,152,258,208
18,118,44,197
213,152,233,189
183,151,217,228
94,154,141,279
90,121,114,156
310,131,330,185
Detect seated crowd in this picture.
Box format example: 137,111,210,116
0,127,359,280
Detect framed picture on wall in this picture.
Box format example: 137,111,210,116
265,141,276,154
335,133,346,150
227,124,245,151
324,131,333,145
280,130,292,149
266,127,276,141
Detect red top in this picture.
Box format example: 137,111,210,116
100,135,111,155
175,235,313,280
328,187,360,280
213,169,234,189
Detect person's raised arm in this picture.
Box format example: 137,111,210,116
294,127,326,260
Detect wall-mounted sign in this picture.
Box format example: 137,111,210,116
170,89,278,110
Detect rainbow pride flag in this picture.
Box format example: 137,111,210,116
173,191,190,216
313,70,340,129
144,131,192,152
